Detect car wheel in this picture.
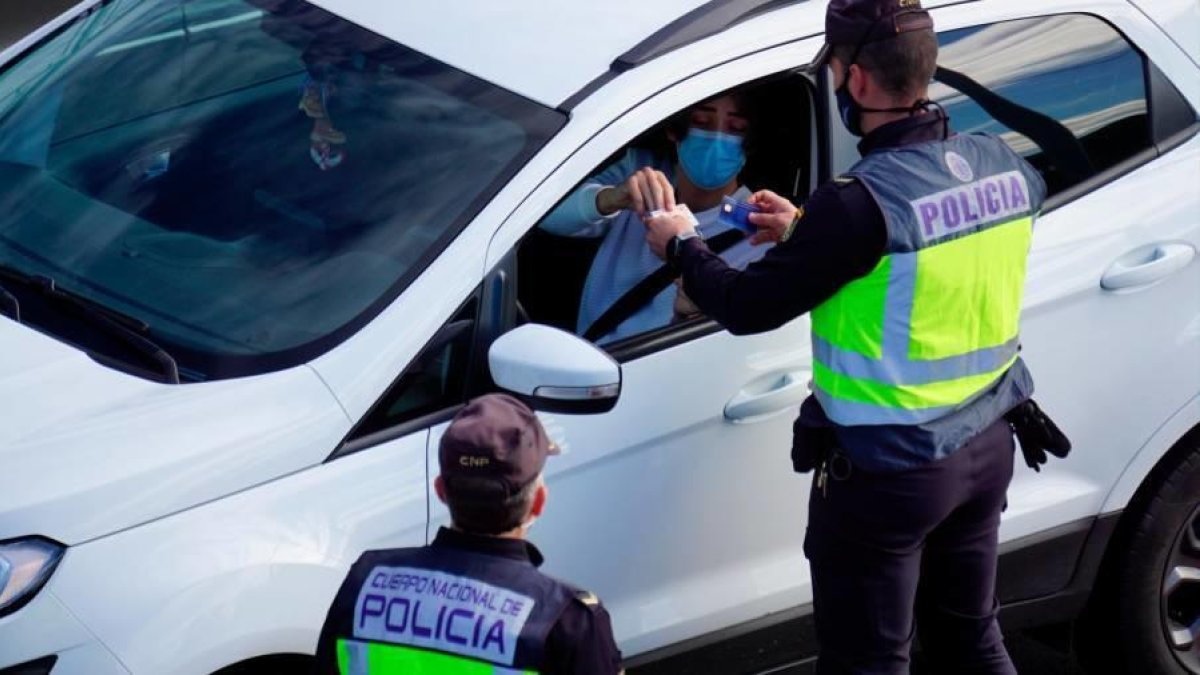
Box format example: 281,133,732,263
1111,439,1200,674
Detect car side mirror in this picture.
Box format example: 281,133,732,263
488,324,621,414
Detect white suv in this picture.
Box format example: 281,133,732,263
0,1,1196,673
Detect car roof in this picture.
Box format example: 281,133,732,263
306,0,968,109
307,0,748,107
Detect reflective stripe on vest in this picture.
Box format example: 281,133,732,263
811,134,1046,426
338,639,537,675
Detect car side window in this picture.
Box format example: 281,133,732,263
516,73,814,359
346,293,480,445
932,14,1155,199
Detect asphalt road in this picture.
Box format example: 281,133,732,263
915,624,1085,674
0,7,1101,675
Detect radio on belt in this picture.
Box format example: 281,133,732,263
717,196,760,235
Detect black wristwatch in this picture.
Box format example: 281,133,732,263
666,230,703,270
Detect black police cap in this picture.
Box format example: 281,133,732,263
439,394,559,499
825,0,934,47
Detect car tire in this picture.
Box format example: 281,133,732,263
1093,436,1200,675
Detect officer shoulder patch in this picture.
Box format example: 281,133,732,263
573,590,602,610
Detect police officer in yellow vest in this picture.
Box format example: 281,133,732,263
314,394,623,674
645,1,1067,672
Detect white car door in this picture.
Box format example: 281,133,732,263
928,1,1200,542
425,35,831,660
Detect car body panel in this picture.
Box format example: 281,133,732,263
0,319,350,545
0,587,128,674
303,0,708,107
46,430,428,675
301,0,971,109
1130,0,1200,67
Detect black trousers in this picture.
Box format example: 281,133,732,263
803,418,1017,675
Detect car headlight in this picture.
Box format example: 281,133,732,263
0,538,65,617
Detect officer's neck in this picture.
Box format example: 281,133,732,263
859,88,931,136
451,524,527,541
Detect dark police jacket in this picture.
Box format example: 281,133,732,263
314,527,623,674
676,111,1039,472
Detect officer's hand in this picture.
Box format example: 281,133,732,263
597,168,675,217
747,190,798,245
643,211,694,260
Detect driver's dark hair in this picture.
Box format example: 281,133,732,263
657,86,762,163
442,476,539,536
664,89,754,140
832,29,939,99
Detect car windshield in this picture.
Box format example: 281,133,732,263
0,0,563,381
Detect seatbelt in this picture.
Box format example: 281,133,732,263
933,66,1094,184
582,228,746,343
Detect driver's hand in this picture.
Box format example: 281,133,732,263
597,168,675,217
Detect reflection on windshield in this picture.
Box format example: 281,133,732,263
933,14,1146,160
0,0,563,380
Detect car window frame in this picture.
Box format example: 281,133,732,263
331,286,485,459
496,58,823,365
329,244,529,460
926,7,1199,216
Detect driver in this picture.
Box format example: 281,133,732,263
539,90,772,344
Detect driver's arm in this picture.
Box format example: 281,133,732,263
539,149,654,238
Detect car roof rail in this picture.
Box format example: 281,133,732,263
558,0,805,111
612,0,804,73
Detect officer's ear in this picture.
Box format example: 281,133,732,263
529,480,547,519
434,475,448,505
848,62,872,101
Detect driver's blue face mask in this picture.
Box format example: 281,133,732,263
677,128,745,190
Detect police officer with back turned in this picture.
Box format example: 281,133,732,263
645,1,1068,672
314,394,623,674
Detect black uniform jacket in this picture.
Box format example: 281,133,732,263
313,527,624,675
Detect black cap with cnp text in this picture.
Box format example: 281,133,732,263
439,394,559,498
825,0,934,48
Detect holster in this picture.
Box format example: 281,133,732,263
1004,398,1072,472
792,416,835,474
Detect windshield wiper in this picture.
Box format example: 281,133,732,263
0,264,180,383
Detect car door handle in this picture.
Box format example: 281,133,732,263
725,370,810,423
1101,243,1195,291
